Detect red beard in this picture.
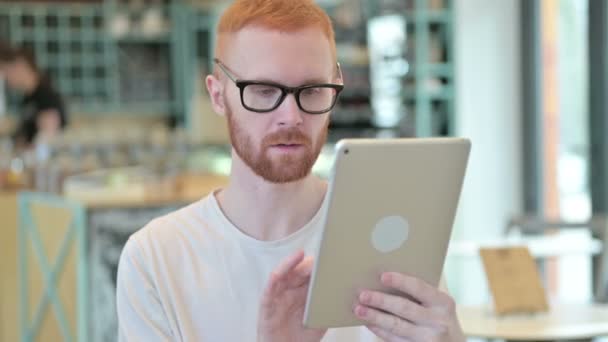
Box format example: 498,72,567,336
225,102,328,183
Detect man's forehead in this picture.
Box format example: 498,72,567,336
222,28,332,81
222,26,331,59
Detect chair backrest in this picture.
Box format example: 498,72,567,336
18,191,88,342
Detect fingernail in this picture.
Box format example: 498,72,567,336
381,273,392,284
359,291,369,303
355,305,367,317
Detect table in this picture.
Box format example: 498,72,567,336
458,303,608,341
448,233,602,259
447,233,602,303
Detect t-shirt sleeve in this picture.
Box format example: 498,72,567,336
116,237,174,342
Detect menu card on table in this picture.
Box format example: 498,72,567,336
479,246,549,315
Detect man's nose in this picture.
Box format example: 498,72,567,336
275,94,304,127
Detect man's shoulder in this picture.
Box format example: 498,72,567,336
127,193,220,254
117,194,224,293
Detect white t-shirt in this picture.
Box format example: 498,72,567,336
116,192,380,342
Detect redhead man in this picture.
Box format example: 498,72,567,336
116,0,465,341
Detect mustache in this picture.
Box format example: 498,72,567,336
262,128,312,147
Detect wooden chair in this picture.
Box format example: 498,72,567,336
18,192,88,342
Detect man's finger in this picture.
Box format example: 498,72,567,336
380,272,450,307
354,304,422,339
266,251,307,294
294,282,311,309
274,250,306,279
358,290,437,326
288,256,314,287
261,251,306,311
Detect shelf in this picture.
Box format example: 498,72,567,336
339,89,371,99
2,1,455,136
409,63,454,78
72,101,174,115
0,3,103,12
403,88,453,101
113,33,171,43
15,28,104,42
331,107,373,125
191,15,214,31
405,10,452,24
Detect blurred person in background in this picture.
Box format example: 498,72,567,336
0,40,68,150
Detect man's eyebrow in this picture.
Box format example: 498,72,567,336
248,77,330,85
300,77,330,84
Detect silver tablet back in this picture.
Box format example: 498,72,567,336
303,137,471,328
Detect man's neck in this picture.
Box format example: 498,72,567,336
216,155,327,242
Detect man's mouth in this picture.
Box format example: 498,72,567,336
270,143,305,151
274,143,302,147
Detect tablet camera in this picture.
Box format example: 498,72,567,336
371,215,410,253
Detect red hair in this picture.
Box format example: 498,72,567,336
216,0,336,61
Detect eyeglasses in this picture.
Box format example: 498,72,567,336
214,58,344,115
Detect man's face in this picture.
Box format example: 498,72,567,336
219,27,336,183
225,99,329,183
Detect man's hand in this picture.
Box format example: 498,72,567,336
257,250,327,342
354,272,465,342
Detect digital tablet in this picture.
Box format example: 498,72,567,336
303,137,471,328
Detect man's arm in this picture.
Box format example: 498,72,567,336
116,238,174,342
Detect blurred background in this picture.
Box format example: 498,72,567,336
0,0,606,341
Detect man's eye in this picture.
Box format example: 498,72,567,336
254,87,280,96
302,87,322,96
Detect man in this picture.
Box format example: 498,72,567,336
0,41,67,149
116,0,465,341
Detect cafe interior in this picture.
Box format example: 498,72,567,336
1,0,608,341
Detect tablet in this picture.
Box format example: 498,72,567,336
303,137,471,328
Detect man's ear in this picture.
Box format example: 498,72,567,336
205,74,226,116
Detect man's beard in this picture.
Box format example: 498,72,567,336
225,102,328,183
